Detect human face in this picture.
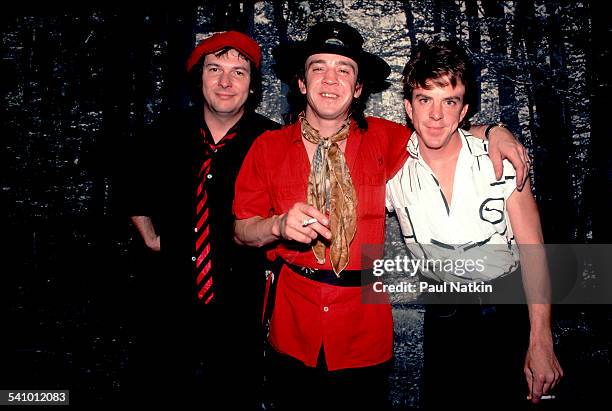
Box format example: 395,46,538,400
298,53,363,126
201,49,251,119
405,76,469,151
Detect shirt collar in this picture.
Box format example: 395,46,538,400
200,112,250,146
290,120,303,144
458,128,489,157
292,116,356,144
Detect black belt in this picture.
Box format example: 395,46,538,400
283,261,368,287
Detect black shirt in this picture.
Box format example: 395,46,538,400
123,106,280,308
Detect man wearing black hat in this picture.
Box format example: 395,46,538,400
233,21,529,410
122,31,279,408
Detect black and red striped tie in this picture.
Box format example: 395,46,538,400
194,127,237,303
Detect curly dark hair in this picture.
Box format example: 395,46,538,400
187,47,262,111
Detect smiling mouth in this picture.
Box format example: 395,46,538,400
320,92,339,98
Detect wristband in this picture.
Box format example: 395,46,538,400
485,122,507,140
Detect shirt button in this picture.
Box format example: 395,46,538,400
194,227,198,233
323,306,329,312
191,256,196,262
207,173,213,179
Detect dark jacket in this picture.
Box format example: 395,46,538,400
122,106,280,310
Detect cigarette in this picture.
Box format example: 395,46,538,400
526,394,556,400
302,218,318,227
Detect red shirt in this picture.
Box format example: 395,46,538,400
234,117,410,370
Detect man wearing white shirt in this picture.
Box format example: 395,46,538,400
386,127,521,283
386,40,563,409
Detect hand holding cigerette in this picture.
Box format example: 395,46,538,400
277,202,331,244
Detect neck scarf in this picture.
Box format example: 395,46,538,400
300,114,357,275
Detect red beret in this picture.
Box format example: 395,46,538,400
186,31,261,72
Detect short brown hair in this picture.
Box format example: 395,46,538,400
402,40,476,110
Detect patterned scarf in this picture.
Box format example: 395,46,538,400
300,114,357,276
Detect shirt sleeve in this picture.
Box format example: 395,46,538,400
233,134,273,219
383,120,411,180
385,183,394,212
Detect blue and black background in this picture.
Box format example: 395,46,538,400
2,1,610,408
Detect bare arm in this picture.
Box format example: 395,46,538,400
506,181,563,404
470,124,530,190
131,216,160,252
234,215,284,247
235,202,331,247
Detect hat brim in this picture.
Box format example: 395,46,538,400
272,41,391,93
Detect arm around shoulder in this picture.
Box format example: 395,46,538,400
471,123,529,187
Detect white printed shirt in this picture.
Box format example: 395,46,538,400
386,129,519,282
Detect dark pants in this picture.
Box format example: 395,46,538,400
267,346,392,411
125,303,264,409
123,248,264,409
421,272,531,410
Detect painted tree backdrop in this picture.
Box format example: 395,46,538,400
2,1,610,408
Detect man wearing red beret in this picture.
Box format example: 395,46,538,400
123,31,278,408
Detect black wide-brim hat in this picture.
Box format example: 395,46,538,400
273,21,391,93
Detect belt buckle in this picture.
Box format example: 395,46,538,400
301,266,317,277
